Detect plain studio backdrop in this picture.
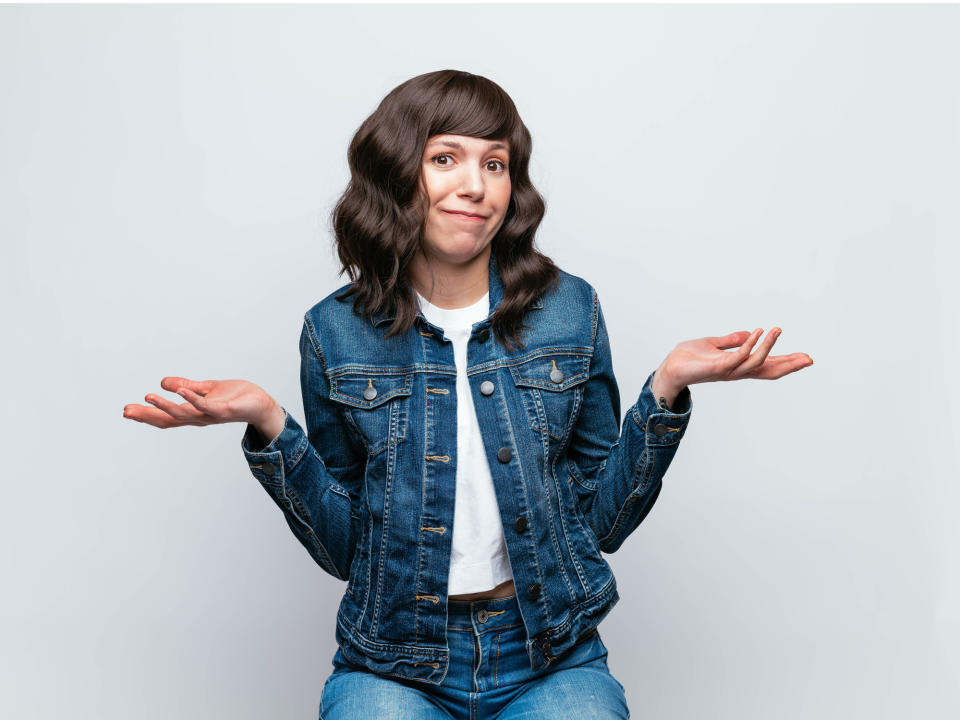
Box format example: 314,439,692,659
2,4,958,718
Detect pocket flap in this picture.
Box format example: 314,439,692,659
511,353,589,392
329,373,413,409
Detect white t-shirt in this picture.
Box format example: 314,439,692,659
415,290,514,595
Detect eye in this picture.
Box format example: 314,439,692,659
486,159,507,173
431,153,454,167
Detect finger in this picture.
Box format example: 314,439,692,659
123,403,202,429
731,327,781,377
723,328,763,372
750,353,814,380
144,392,209,423
160,376,213,396
707,331,752,350
176,386,214,415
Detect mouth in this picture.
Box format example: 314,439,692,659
441,209,487,221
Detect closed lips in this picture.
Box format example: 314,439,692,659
443,210,486,219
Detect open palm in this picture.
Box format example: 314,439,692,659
666,328,813,389
122,377,272,429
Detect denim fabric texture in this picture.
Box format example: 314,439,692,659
241,253,692,685
319,593,630,719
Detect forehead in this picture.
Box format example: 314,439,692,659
426,134,509,153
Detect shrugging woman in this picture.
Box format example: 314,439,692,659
124,70,812,719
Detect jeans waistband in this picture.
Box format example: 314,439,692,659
446,593,520,632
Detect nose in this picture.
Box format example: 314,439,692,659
457,163,485,200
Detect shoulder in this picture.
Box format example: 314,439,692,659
301,282,374,351
524,266,602,350
304,282,359,326
548,267,598,307
541,266,601,324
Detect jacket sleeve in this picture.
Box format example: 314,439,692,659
240,313,366,580
565,288,692,553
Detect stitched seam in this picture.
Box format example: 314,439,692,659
598,454,657,548
371,430,400,638
326,350,596,379
497,384,547,619
536,574,617,642
543,451,578,603
284,484,342,580
552,455,590,595
331,388,412,406
337,611,446,656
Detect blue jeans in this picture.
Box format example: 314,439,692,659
319,593,630,719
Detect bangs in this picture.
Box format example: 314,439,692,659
428,74,520,145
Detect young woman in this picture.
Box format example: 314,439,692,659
124,70,812,719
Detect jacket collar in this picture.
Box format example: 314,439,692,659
371,252,542,328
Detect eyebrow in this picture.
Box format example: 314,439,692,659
427,139,509,154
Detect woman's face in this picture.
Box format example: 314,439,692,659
418,133,511,267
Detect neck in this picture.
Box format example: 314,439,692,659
410,246,491,310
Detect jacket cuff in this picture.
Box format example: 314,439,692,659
630,371,692,446
240,407,311,478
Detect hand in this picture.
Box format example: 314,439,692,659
122,377,281,431
657,328,813,394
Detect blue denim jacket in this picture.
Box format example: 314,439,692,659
241,253,692,684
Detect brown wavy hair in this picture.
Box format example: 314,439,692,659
331,69,558,352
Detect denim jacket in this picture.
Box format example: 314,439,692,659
241,253,692,684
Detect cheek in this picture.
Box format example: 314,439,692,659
496,183,512,214
421,166,456,200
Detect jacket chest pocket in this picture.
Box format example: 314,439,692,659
510,353,590,443
329,373,413,456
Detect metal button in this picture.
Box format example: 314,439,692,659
528,583,541,600
549,367,564,383
497,447,512,463
261,461,276,475
477,609,489,624
514,515,527,533
363,385,378,401
476,328,490,343
652,423,669,437
480,380,495,396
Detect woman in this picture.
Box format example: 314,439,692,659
124,70,812,719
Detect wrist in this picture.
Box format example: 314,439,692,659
252,398,286,444
652,360,684,411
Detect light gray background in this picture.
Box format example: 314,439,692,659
2,4,958,718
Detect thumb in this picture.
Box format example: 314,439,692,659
161,376,212,395
708,331,751,350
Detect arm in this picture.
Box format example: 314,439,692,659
240,314,366,580
565,289,692,553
